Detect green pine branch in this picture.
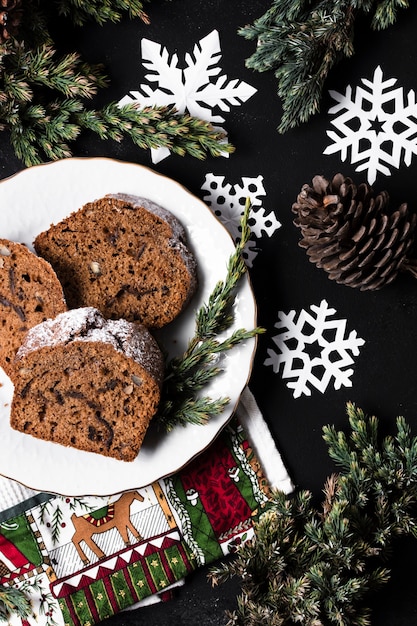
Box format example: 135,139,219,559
239,0,411,133
157,200,265,431
0,573,59,625
0,2,234,166
209,402,417,625
54,0,151,26
0,584,31,622
77,102,233,160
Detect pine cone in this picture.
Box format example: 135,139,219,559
0,0,22,44
292,173,417,291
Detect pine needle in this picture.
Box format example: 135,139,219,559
157,200,264,431
0,4,234,165
55,0,151,26
210,402,417,625
239,0,411,132
0,584,31,622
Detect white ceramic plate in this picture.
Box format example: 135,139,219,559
0,158,256,496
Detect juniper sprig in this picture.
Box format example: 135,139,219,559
157,200,264,431
239,0,411,133
210,402,417,626
54,0,151,26
0,1,234,166
0,584,31,622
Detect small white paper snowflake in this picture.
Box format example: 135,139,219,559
119,29,257,163
264,300,365,398
201,173,281,266
324,65,417,184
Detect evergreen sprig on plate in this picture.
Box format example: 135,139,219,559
158,199,264,431
239,0,410,133
0,1,234,166
210,402,417,626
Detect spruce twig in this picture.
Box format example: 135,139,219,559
239,0,411,133
157,199,265,431
77,103,233,160
209,402,417,625
55,0,151,26
0,1,234,166
0,584,31,622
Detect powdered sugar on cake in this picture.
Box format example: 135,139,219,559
16,307,163,382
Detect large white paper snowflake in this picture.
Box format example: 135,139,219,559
324,65,417,184
264,300,365,398
119,29,257,163
201,173,281,267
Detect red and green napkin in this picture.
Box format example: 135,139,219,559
0,387,292,626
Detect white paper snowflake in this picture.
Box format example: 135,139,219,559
119,29,257,164
324,65,417,184
264,300,365,398
201,173,281,266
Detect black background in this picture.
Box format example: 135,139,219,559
2,0,417,623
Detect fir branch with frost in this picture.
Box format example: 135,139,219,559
158,200,265,431
239,0,411,133
209,402,417,626
0,1,234,166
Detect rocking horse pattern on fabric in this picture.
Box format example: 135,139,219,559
0,417,273,626
71,491,144,565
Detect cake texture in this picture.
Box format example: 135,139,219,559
0,239,67,377
10,307,164,461
34,194,198,328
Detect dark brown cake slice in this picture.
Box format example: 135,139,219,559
11,307,164,461
34,194,198,328
0,239,67,377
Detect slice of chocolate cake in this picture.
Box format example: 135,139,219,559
11,307,164,461
0,239,67,377
34,194,198,328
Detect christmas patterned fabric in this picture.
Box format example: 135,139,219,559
0,389,292,626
